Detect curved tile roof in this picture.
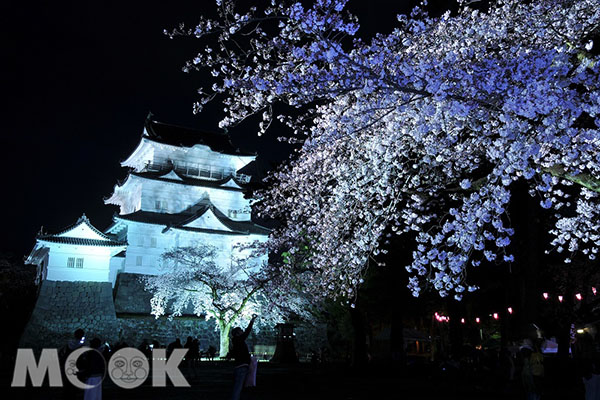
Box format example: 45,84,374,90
37,214,127,247
144,113,256,156
38,236,126,247
130,167,247,192
115,198,270,236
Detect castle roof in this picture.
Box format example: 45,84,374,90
37,214,127,247
114,199,270,236
143,113,255,156
37,236,126,247
130,166,247,192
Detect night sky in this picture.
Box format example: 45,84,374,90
2,0,453,258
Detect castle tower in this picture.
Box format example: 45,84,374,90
104,114,270,283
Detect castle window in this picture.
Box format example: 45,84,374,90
136,256,143,266
67,257,75,268
155,200,168,212
150,237,157,248
76,258,84,268
199,167,211,178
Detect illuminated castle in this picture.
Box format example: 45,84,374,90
22,114,270,347
103,113,270,283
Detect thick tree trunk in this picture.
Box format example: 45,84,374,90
557,323,571,359
390,303,405,367
514,186,540,338
448,300,463,358
218,321,232,357
349,305,368,368
389,264,406,368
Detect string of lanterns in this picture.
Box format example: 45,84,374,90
541,286,597,302
434,287,599,324
434,308,513,324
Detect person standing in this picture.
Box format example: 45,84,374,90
520,344,540,400
61,328,85,400
77,338,106,400
167,338,182,358
530,340,545,397
230,315,257,400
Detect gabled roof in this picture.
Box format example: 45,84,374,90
144,113,256,156
115,198,270,236
37,214,127,247
52,214,114,241
182,207,233,232
37,236,126,247
158,170,184,181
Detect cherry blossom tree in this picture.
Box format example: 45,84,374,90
144,244,307,356
173,0,600,303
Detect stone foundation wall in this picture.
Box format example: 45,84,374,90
114,272,195,315
19,280,119,349
116,315,220,348
20,276,329,357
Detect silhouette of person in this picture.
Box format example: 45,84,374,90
77,338,106,400
207,345,217,362
62,328,85,399
138,339,151,359
167,338,182,358
190,339,200,362
184,336,194,366
230,315,257,400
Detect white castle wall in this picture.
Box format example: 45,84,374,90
121,221,266,276
151,143,251,173
43,243,117,282
137,177,250,219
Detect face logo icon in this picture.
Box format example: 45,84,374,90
65,358,78,377
108,348,149,389
64,347,106,390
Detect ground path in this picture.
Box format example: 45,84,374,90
0,361,541,399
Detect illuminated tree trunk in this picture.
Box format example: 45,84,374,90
218,320,232,358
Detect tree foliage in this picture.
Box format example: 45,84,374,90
175,0,600,302
144,244,309,355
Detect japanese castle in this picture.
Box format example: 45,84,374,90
27,114,269,286
21,114,270,347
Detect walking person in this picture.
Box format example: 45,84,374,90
230,314,257,400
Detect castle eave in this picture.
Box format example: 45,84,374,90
38,236,127,247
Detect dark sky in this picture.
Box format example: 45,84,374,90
1,0,452,258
